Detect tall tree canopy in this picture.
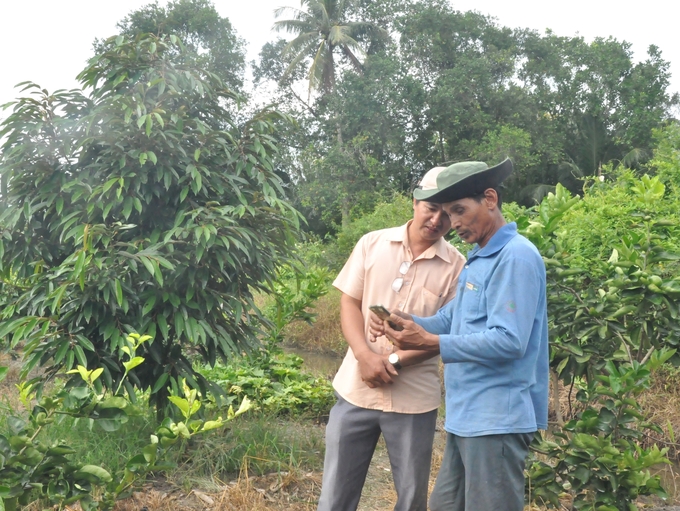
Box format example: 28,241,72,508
257,0,678,235
97,0,246,93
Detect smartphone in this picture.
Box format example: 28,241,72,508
369,305,404,331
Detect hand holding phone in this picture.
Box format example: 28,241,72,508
369,304,404,331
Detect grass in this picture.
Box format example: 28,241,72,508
41,408,157,473
171,414,326,487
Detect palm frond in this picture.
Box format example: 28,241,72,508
308,40,330,91
306,0,330,27
271,0,384,94
340,44,363,73
346,21,389,38
280,30,319,55
273,19,314,34
281,40,319,82
273,6,308,21
328,25,354,45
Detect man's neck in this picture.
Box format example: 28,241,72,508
406,222,438,259
478,215,507,248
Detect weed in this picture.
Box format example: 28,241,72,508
197,352,335,418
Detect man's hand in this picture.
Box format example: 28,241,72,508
384,314,440,353
368,309,412,342
355,350,398,388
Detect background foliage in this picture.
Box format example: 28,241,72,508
2,0,680,509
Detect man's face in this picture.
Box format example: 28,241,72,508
412,199,451,242
442,196,495,247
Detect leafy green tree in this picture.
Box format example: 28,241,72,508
97,0,246,92
0,33,301,412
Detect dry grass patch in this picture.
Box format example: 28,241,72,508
112,470,322,511
283,288,345,355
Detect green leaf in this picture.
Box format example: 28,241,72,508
157,314,169,340
115,280,123,307
139,255,155,277
74,250,86,277
123,357,145,372
180,186,190,202
142,295,156,316
76,465,112,483
76,335,96,352
98,396,128,409
151,372,169,394
90,367,104,383
168,396,190,416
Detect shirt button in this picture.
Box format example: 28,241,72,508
399,302,404,308
465,265,469,268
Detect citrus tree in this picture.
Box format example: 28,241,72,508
0,33,302,411
514,175,680,509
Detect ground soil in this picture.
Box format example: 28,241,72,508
110,428,447,511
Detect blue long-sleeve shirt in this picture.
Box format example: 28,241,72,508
414,222,549,436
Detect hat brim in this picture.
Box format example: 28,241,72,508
414,158,513,203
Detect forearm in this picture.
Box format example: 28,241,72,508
396,348,440,367
340,295,371,356
412,303,453,335
439,328,524,364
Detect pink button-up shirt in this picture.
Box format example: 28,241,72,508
332,222,466,413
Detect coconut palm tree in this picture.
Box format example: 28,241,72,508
273,0,387,94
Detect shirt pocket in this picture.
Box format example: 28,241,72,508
419,287,445,316
460,279,483,319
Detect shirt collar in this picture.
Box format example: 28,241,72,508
468,222,518,260
386,221,453,264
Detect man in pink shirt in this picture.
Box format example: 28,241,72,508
317,167,466,511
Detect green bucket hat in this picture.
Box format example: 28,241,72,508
413,158,513,203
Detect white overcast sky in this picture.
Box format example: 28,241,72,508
1,0,679,120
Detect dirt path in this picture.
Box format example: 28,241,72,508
357,428,447,510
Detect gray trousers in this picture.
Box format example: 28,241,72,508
429,432,534,511
317,395,438,511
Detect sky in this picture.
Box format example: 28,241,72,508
1,0,678,118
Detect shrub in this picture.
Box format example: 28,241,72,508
0,33,301,411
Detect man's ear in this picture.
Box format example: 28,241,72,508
483,188,498,209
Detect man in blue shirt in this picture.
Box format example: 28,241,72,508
373,159,549,511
